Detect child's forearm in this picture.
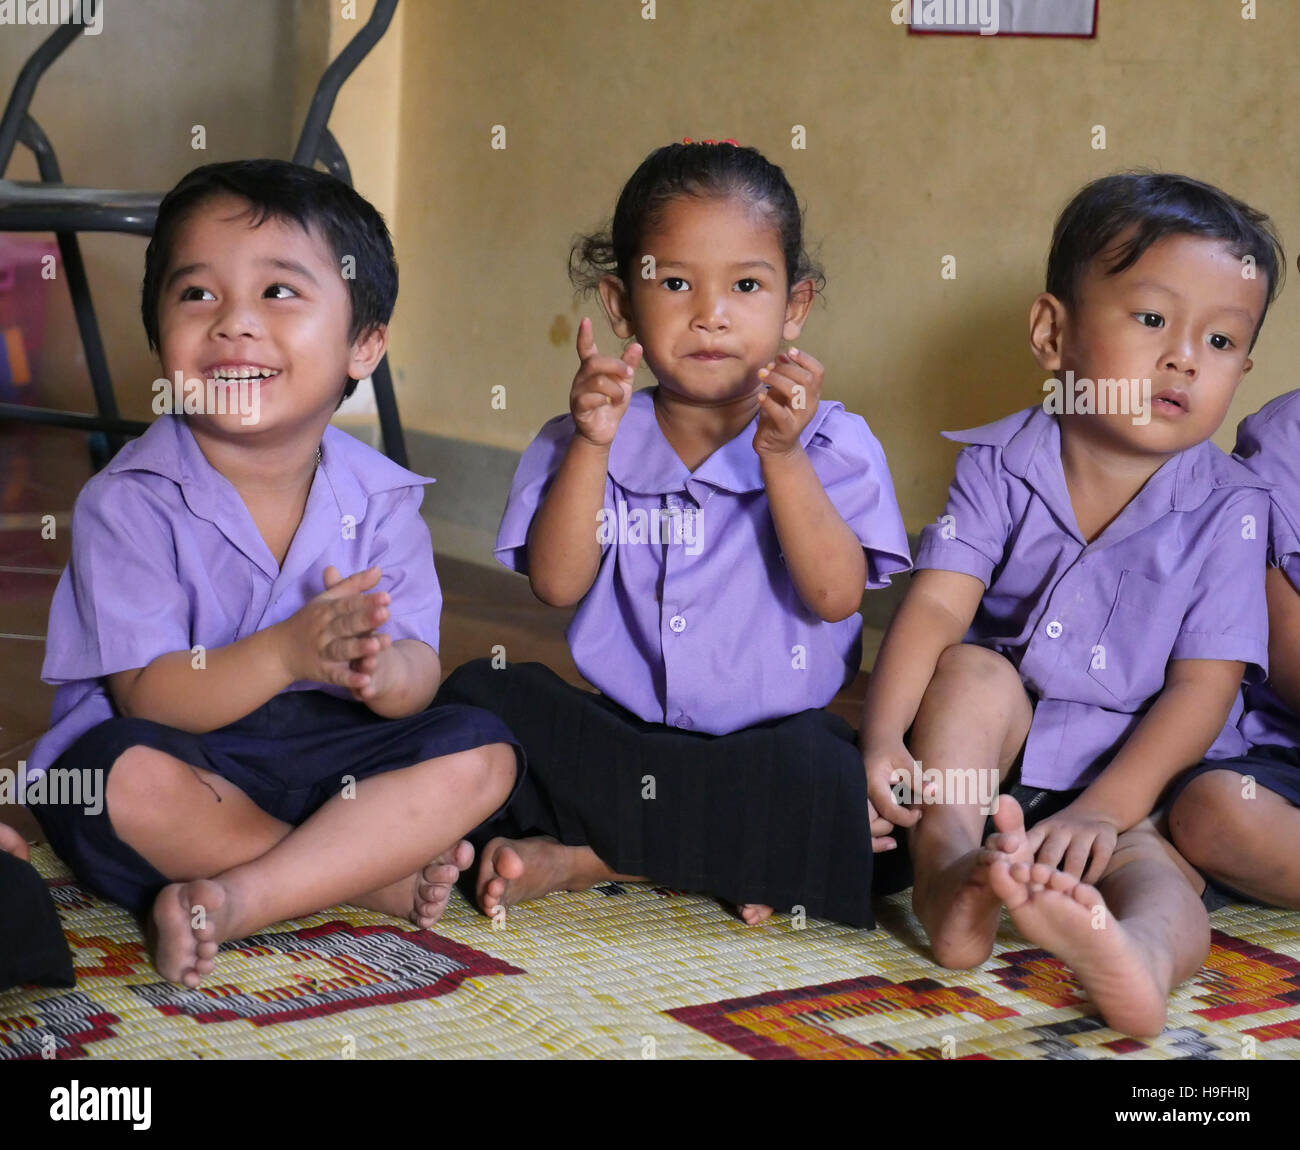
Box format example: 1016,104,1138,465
1071,660,1246,831
860,570,984,747
108,625,294,733
1264,566,1300,716
362,639,441,718
761,446,866,622
525,436,610,607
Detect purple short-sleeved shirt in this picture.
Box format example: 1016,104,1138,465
913,405,1269,791
26,415,440,778
1233,390,1300,750
496,387,911,735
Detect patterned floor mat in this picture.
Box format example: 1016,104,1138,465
2,846,1299,1059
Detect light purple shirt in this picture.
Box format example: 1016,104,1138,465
1233,390,1300,750
913,405,1269,791
26,415,440,778
496,387,911,735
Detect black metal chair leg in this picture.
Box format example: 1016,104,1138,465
370,354,408,469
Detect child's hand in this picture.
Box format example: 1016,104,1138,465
276,565,393,693
571,317,642,448
321,565,398,702
1025,805,1120,883
753,348,822,457
863,736,923,843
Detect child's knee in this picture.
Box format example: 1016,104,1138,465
106,746,192,831
1168,771,1247,872
933,642,1016,684
480,742,520,803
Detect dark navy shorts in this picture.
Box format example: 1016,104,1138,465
30,689,524,915
1166,744,1300,910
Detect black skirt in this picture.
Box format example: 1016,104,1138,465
436,659,911,928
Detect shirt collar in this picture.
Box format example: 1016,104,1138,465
607,387,840,496
942,404,1267,543
105,416,434,577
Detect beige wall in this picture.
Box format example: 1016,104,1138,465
384,0,1299,531
5,2,1297,533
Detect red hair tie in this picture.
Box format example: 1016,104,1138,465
682,137,739,146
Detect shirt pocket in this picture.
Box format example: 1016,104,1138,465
1085,569,1172,708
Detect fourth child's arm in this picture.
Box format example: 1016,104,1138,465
1263,565,1300,716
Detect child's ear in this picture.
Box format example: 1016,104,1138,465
348,323,389,381
1028,293,1068,372
782,278,815,342
597,275,635,340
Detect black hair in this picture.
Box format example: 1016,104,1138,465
569,142,824,297
142,158,398,402
1046,171,1285,350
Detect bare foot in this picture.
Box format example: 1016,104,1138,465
988,859,1169,1037
0,822,30,861
476,836,615,916
350,839,474,929
915,793,1033,969
148,878,229,988
737,903,774,925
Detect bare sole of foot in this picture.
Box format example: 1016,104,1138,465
988,859,1169,1037
351,839,474,929
149,878,227,988
915,794,1033,969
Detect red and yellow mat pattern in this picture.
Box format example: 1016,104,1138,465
2,846,1298,1059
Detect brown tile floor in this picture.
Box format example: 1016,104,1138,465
0,423,870,846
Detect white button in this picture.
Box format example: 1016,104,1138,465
675,715,693,729
669,615,686,633
1045,620,1063,639
665,494,681,509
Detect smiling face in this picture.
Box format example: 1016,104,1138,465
597,193,811,405
155,193,384,448
1032,232,1267,457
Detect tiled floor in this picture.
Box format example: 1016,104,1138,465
0,422,874,846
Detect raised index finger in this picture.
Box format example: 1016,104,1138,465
576,316,601,364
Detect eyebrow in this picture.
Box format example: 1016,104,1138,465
165,257,320,291
1128,280,1257,323
655,259,778,271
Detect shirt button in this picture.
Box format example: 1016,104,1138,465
1045,620,1063,639
675,715,693,729
665,494,681,509
669,614,686,633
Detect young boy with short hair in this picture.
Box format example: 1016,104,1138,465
861,172,1284,1035
25,159,522,988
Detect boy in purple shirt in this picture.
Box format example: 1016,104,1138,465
24,160,521,987
1168,391,1300,908
437,142,912,928
861,173,1283,1035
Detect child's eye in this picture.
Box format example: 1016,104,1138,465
1135,312,1164,328
1208,333,1233,350
180,286,215,302
734,278,760,293
662,277,688,292
265,283,298,300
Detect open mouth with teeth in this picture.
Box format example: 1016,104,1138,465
206,366,281,381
